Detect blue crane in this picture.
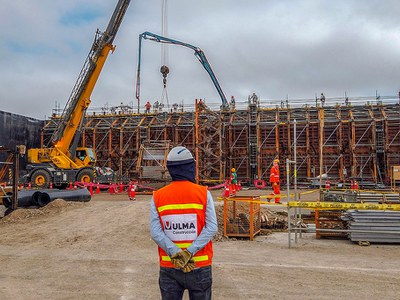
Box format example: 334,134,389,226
135,31,229,110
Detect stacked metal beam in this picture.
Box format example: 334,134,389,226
342,210,400,243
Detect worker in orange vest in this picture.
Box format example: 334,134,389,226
269,159,281,203
150,146,218,299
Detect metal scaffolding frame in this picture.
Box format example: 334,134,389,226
41,102,400,185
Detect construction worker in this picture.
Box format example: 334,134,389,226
269,159,281,203
145,101,151,113
230,95,236,109
150,146,218,299
230,167,237,193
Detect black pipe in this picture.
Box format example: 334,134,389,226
39,188,91,204
3,190,38,208
3,188,91,208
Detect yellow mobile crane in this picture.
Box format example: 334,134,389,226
27,0,131,188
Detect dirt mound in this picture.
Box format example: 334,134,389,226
1,199,86,224
42,199,85,214
1,208,44,223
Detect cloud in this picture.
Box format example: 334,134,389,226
0,0,399,119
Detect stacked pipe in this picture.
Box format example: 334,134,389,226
2,188,91,208
342,210,400,244
322,190,400,203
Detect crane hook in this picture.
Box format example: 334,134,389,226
160,65,169,88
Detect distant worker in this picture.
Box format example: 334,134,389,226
198,99,205,113
269,159,281,203
230,167,238,193
320,93,326,106
150,146,218,299
128,182,136,201
249,92,258,106
230,96,236,109
153,101,159,113
145,101,151,114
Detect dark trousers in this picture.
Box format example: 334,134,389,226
159,266,212,300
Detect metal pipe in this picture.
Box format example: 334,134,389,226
291,227,400,234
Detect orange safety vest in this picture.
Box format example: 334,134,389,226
153,181,213,268
270,166,280,183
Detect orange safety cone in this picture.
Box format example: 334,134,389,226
96,183,100,194
223,184,230,197
354,180,359,190
49,182,53,189
109,183,115,194
68,182,73,190
28,182,32,189
325,180,331,189
89,184,94,195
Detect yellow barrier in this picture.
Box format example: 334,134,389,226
288,201,400,211
217,196,285,206
217,196,400,211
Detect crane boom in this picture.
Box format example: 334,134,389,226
136,31,229,109
52,0,131,155
26,0,131,188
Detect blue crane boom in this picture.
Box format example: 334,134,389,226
135,31,229,110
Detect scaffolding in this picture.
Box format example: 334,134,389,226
41,101,400,186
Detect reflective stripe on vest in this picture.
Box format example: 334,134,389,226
175,242,192,249
161,255,209,262
157,203,204,213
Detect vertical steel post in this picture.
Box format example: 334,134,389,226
288,205,291,248
12,147,20,211
294,119,301,239
286,158,291,248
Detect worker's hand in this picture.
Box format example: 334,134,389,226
170,250,192,269
182,259,196,273
181,249,193,265
170,252,185,269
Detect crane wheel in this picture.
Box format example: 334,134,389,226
31,169,51,188
77,169,94,183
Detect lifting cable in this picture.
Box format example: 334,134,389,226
160,0,170,109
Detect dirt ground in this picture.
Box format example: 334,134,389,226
0,189,400,300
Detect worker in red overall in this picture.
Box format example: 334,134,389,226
269,159,281,203
145,101,151,114
128,182,136,201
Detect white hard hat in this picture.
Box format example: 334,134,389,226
167,146,195,166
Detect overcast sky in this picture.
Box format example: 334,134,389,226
1,0,399,119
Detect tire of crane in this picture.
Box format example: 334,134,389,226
31,169,51,188
76,169,94,183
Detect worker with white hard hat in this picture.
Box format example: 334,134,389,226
150,146,218,299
